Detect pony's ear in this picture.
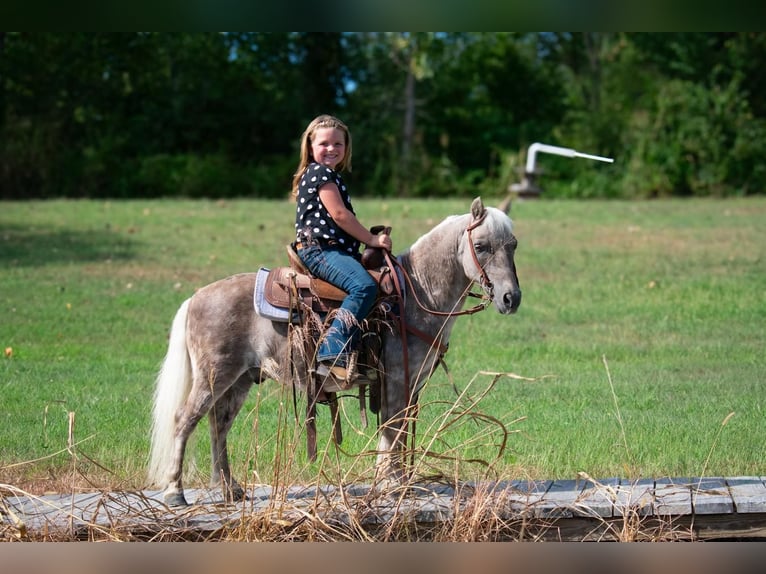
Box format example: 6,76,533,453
470,196,485,220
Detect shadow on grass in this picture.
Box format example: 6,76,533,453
0,224,138,267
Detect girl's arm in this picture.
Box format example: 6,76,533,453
319,184,392,250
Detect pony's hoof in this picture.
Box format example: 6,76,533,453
164,492,190,507
373,474,406,494
220,483,247,503
227,489,247,503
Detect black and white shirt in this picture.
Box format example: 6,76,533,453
294,162,360,255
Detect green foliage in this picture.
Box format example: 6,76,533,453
423,33,566,185
132,154,292,199
1,33,765,200
622,77,766,197
522,33,766,199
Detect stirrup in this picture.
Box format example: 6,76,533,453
317,360,376,388
316,362,353,392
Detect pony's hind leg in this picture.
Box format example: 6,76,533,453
162,364,228,507
209,373,256,502
163,393,213,507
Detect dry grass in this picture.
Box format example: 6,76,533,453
1,369,713,543
1,476,706,542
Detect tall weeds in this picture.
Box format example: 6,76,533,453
0,363,743,541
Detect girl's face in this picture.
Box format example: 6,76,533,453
310,127,346,170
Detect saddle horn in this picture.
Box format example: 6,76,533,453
361,225,392,270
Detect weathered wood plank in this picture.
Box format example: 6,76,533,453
507,479,552,517
547,514,766,542
653,477,693,516
536,479,587,518
5,477,766,541
685,513,766,541
613,477,655,517
574,477,620,518
727,476,766,513
690,477,734,515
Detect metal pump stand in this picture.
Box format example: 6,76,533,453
499,142,614,212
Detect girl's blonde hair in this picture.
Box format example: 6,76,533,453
291,114,352,197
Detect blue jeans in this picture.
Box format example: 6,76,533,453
297,244,378,366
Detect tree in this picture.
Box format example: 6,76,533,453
2,33,765,199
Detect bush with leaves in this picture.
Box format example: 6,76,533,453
622,77,766,197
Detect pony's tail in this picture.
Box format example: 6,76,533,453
147,298,192,487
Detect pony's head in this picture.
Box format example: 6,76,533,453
461,197,522,314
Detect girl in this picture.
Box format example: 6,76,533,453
292,114,392,383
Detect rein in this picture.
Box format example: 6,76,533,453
392,257,491,319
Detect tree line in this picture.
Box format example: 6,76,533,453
2,32,764,200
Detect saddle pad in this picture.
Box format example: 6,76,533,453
254,267,297,323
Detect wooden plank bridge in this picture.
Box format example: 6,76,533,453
3,476,766,541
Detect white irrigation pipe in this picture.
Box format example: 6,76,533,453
525,142,614,174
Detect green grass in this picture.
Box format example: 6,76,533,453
2,196,765,491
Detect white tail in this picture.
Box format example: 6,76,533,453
147,298,192,487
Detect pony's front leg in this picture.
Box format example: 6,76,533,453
209,376,253,502
375,435,403,486
374,412,410,487
374,362,420,487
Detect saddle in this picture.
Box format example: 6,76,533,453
262,241,395,315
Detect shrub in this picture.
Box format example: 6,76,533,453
622,77,766,197
132,154,293,199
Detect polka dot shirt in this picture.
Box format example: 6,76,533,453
294,162,360,255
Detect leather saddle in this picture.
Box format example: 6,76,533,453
263,242,395,315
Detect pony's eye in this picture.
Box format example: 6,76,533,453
474,242,493,254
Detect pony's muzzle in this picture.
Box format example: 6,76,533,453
502,288,522,314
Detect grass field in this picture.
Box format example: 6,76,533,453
1,196,765,494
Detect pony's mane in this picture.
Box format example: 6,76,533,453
403,205,513,260
481,206,515,235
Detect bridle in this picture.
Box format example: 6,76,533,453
465,209,495,304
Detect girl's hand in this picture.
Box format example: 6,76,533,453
369,233,392,251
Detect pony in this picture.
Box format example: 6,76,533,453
148,197,521,506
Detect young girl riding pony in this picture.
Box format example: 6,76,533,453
292,114,392,384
